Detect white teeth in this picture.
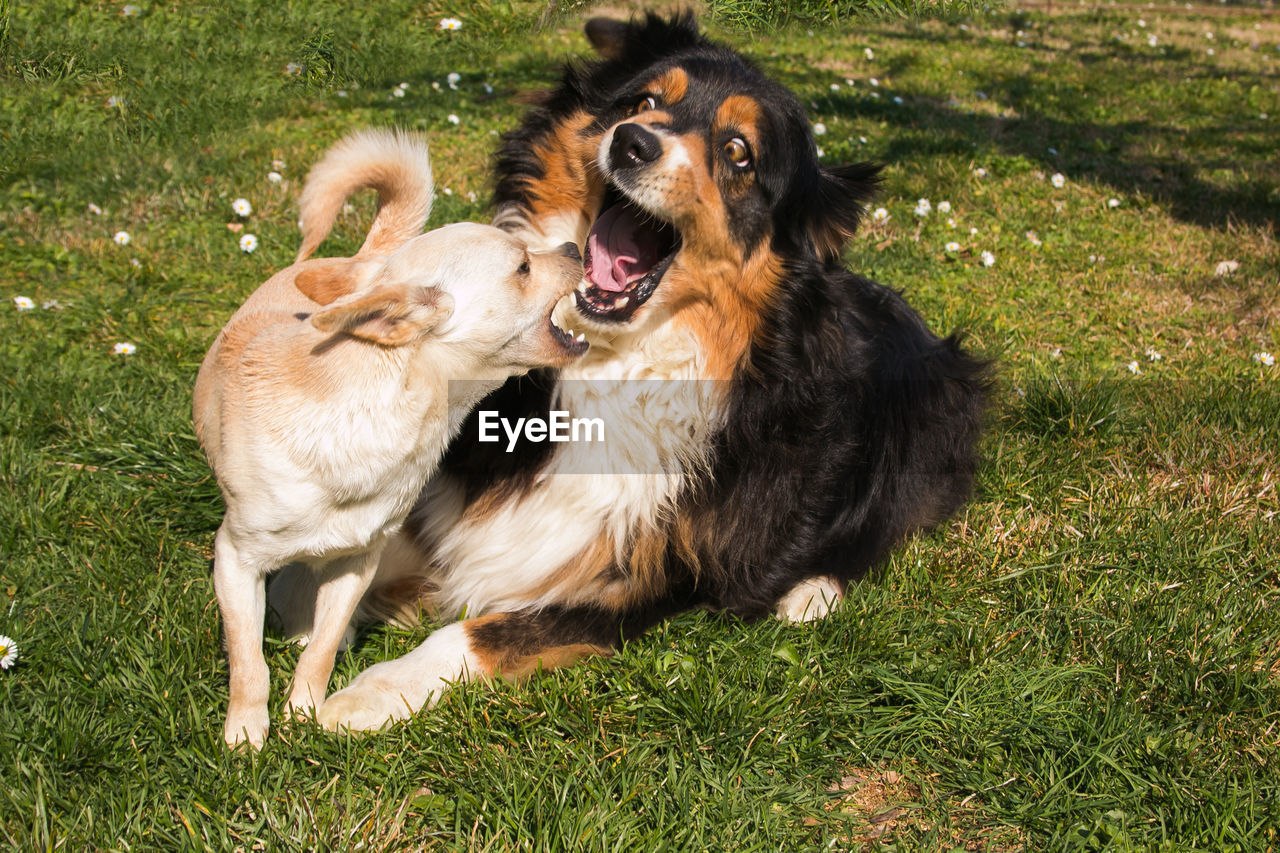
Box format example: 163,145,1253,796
566,328,576,338
615,296,629,309
575,333,585,343
577,281,589,294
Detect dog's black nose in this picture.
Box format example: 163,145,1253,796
557,242,581,262
610,123,662,170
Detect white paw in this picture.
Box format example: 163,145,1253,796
775,576,843,624
318,675,415,733
224,707,269,750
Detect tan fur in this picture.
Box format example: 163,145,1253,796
643,67,688,106
193,130,585,749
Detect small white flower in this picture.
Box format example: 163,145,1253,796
231,198,252,217
113,231,131,246
447,114,460,125
1127,360,1140,374
1214,260,1240,277
483,83,494,94
893,96,904,105
392,87,406,98
1048,147,1059,156
1026,231,1042,246
937,201,951,213
14,296,35,311
0,635,17,670
106,95,124,109
121,4,140,16
914,198,931,216
864,48,875,59
946,218,957,228
869,92,880,100
271,159,286,170
447,72,461,89
130,258,142,268
341,203,355,216
813,122,826,136
1051,172,1066,188
112,342,137,355
872,207,889,223
42,299,62,311
974,167,988,178
1148,35,1158,47
830,83,841,91
285,62,303,76
1146,348,1163,362
1207,48,1215,56
1050,347,1062,359
1137,18,1146,27
442,187,453,196
1108,198,1121,208
432,81,441,91
336,90,348,98
969,227,979,236
439,17,462,31
858,136,868,144
267,171,283,184
466,191,477,203
1254,352,1275,366
869,77,879,87
239,234,258,253
980,250,995,267
88,203,103,216
945,241,961,252
1205,31,1214,39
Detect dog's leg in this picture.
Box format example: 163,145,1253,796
213,526,271,749
775,575,844,623
318,608,613,733
284,550,379,721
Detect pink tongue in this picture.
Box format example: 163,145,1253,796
586,204,660,292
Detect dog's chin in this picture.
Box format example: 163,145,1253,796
573,185,681,329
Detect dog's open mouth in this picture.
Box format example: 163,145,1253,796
576,190,680,324
549,309,589,356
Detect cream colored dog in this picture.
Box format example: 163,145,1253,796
192,130,586,748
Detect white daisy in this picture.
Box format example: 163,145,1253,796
285,62,303,76
439,17,462,31
914,198,931,216
946,218,957,228
813,122,826,136
232,198,252,217
1147,348,1163,362
88,203,103,216
0,635,17,670
113,231,131,246
1108,198,1121,208
13,296,35,311
483,83,494,94
447,114,460,125
1148,35,1159,47
1254,352,1275,366
871,207,889,223
121,4,140,16
974,167,988,178
42,299,63,310
1026,231,1042,246
1051,172,1066,188
271,159,286,170
893,96,904,105
980,250,995,267
864,47,875,59
1127,361,1140,374
107,95,124,109
945,241,961,252
447,72,461,89
112,342,137,355
869,77,879,87
267,171,283,184
938,201,952,213
392,87,406,98
239,234,258,253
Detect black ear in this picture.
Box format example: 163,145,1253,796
805,162,883,261
583,12,703,63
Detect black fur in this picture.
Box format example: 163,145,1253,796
458,13,987,640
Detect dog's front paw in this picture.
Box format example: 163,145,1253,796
318,675,414,733
224,706,269,750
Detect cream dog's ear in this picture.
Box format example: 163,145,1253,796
295,259,384,306
311,284,454,347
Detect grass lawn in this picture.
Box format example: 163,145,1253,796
2,0,1279,849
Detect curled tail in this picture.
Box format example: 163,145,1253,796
295,129,434,262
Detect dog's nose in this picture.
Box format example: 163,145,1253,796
609,123,662,170
557,242,581,262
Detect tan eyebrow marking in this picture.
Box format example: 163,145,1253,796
714,95,762,145
643,67,689,106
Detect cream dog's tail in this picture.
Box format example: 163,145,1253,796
295,129,434,262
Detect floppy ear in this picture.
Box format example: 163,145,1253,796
805,162,883,261
295,258,383,306
311,284,455,347
584,12,702,62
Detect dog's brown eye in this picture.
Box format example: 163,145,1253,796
633,95,658,115
518,259,530,275
723,137,752,170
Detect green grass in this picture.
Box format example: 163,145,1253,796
3,0,1279,849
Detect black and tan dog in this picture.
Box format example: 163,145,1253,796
314,13,988,732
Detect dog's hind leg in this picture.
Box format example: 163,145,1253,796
213,525,271,749
774,575,844,624
284,549,379,721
